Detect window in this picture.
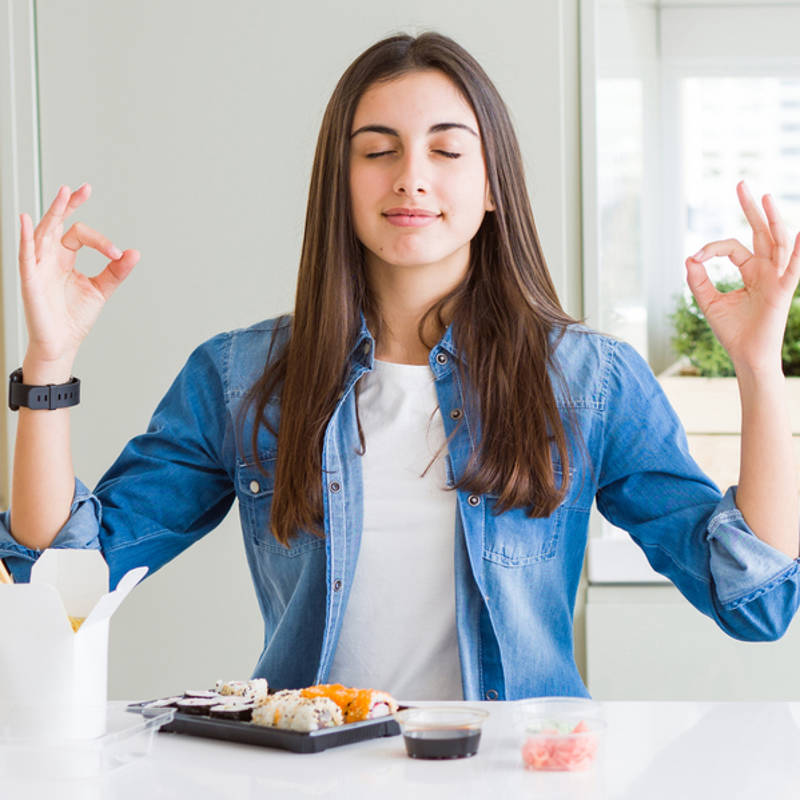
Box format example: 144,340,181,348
583,0,800,582
682,77,800,288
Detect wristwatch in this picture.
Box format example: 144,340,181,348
8,368,80,410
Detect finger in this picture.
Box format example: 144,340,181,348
685,256,719,315
737,181,773,258
35,185,72,243
89,249,140,301
763,193,792,270
61,222,124,262
691,238,752,269
60,182,92,223
35,183,91,244
18,213,36,278
779,232,800,293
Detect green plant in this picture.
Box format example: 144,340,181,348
670,279,800,377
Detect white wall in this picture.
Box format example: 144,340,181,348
1,0,582,699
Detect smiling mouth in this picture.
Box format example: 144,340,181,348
382,206,442,218
382,213,441,228
382,213,442,218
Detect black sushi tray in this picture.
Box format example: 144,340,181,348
126,700,403,754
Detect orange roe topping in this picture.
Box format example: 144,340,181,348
301,684,377,722
346,690,372,724
301,683,355,707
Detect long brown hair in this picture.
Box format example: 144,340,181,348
238,31,582,546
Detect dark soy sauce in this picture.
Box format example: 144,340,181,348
403,729,482,759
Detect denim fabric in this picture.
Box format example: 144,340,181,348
3,313,799,699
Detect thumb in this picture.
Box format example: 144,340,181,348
685,257,718,315
90,249,140,301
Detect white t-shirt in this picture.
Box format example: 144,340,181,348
327,358,463,701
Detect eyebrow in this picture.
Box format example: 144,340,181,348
350,122,479,139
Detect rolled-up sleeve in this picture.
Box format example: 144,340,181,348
0,477,102,582
0,332,237,590
595,339,800,641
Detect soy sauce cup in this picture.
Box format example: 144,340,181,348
393,706,489,760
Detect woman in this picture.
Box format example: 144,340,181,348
3,32,799,700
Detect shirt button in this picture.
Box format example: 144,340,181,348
249,480,260,494
450,408,463,420
330,481,341,493
435,352,448,365
362,341,371,354
468,494,481,507
333,579,343,591
485,689,499,700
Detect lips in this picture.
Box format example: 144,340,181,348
383,212,440,228
383,207,440,218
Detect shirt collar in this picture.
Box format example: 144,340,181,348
348,309,462,371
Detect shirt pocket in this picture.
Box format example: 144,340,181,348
481,465,572,567
236,456,325,558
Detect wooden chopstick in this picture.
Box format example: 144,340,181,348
0,558,13,585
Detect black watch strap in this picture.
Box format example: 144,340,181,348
8,368,80,411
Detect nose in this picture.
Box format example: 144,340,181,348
392,148,429,196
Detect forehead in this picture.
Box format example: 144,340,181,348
351,70,478,133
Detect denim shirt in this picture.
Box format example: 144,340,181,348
3,313,800,700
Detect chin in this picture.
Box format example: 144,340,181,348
382,255,449,270
381,244,456,266
363,237,465,271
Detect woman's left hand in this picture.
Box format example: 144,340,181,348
686,181,800,375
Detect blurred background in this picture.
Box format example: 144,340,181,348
1,0,799,702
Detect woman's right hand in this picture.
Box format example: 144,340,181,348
18,183,140,367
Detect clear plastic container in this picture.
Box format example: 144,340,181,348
393,706,489,759
515,697,606,772
0,701,174,780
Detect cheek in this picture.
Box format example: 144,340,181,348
447,170,491,221
349,168,382,216
348,172,366,228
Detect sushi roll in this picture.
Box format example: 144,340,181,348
184,689,221,700
176,697,219,715
244,679,270,705
258,688,299,707
214,678,269,705
143,696,182,709
214,679,249,696
251,690,302,728
299,684,355,710
300,684,398,723
344,689,397,723
252,693,342,732
291,697,342,731
209,701,254,721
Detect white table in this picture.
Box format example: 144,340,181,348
5,700,800,799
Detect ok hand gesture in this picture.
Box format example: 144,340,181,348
18,183,140,367
686,181,800,377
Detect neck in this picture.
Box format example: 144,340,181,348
366,247,468,365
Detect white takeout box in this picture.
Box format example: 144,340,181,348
0,549,147,740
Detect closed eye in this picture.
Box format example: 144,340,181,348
365,150,461,159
